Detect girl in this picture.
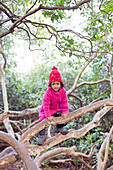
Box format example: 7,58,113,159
37,66,69,145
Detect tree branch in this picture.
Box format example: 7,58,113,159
97,126,113,170
67,50,98,95
0,131,37,170
35,146,93,169
19,99,113,144
0,0,90,38
68,94,83,107
76,78,110,89
110,55,113,99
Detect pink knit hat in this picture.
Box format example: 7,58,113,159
48,66,64,87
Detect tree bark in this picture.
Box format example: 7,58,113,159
0,66,15,137
0,131,38,170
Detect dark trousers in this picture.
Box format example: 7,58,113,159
39,111,66,136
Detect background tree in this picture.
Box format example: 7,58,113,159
0,0,113,169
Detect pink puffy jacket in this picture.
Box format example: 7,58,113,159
38,87,69,122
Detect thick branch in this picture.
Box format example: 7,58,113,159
0,151,19,169
97,126,113,170
41,0,90,10
0,131,37,170
0,147,13,158
0,101,112,168
20,99,113,144
0,44,7,69
110,55,113,99
21,105,112,158
35,146,93,169
0,66,15,137
0,106,41,123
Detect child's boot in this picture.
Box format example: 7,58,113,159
37,135,46,145
55,125,68,135
37,129,46,145
59,127,68,135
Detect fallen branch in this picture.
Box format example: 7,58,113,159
50,158,75,164
35,146,93,169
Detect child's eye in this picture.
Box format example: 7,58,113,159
52,82,60,86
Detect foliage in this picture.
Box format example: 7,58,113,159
0,66,50,111
0,0,113,169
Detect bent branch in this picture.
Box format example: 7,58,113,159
0,131,37,170
97,126,113,170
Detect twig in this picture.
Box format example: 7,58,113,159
10,121,23,134
68,94,83,107
77,156,93,170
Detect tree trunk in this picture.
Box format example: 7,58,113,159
0,66,15,137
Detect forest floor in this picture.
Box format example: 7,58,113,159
1,158,90,170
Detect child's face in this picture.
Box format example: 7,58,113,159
51,81,61,91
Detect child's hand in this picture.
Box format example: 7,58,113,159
47,116,54,122
62,113,68,118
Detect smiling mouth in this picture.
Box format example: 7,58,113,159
54,88,58,90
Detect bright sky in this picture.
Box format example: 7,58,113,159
14,40,40,74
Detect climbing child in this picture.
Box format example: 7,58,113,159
37,66,69,145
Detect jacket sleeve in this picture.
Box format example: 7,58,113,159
43,90,51,117
61,89,69,114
